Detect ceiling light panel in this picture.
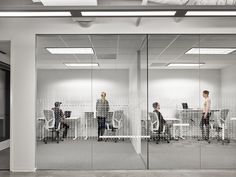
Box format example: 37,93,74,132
168,63,204,67
46,48,94,54
65,63,99,67
185,48,236,54
40,0,97,6
0,11,71,17
186,11,236,16
81,11,176,17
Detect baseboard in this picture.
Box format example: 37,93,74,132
0,139,10,151
10,168,36,172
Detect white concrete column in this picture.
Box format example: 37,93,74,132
10,34,36,172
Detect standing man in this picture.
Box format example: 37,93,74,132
96,92,110,141
201,90,211,142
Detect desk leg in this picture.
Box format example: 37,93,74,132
73,120,78,140
40,123,44,141
84,118,88,140
179,126,185,140
173,126,176,139
222,123,225,140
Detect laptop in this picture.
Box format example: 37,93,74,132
182,103,188,109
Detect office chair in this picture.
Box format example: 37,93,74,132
43,110,61,144
216,109,230,145
84,112,95,139
105,110,123,142
149,112,170,144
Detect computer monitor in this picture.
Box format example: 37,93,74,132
64,111,71,118
182,103,188,109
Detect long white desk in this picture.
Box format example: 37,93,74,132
38,117,80,140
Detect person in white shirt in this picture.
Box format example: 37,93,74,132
201,90,211,142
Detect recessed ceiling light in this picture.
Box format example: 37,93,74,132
186,11,236,16
81,11,176,17
64,63,99,67
46,48,94,54
0,11,71,17
185,48,236,55
40,0,97,6
167,63,204,67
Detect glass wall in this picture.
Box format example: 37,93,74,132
36,34,148,170
36,34,236,170
0,41,10,170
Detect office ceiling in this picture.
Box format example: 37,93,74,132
0,0,235,7
36,34,236,69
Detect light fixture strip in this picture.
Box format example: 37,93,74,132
64,63,99,67
186,11,236,16
185,48,236,55
168,63,204,67
46,48,94,54
81,11,176,17
0,11,71,17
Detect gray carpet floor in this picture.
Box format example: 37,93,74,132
0,148,10,170
148,140,236,169
37,139,236,170
37,140,145,170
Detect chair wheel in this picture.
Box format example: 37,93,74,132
208,141,211,144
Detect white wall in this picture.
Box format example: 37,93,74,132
149,69,221,117
37,69,129,116
221,65,236,115
1,17,236,171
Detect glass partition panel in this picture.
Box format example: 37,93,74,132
148,34,201,169
199,35,236,169
91,34,147,169
36,35,93,169
140,35,149,168
0,41,10,170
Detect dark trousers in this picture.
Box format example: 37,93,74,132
97,117,106,138
201,113,210,140
54,121,69,139
61,122,69,138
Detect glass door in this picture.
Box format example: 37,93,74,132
0,41,10,170
148,34,202,169
36,35,93,169
90,34,148,169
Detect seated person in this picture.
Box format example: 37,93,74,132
152,102,170,142
52,102,69,139
152,102,166,133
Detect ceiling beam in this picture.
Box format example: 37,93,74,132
136,0,148,26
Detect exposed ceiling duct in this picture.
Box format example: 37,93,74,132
148,0,236,5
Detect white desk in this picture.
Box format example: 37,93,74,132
38,117,80,140
164,117,180,121
231,117,236,121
